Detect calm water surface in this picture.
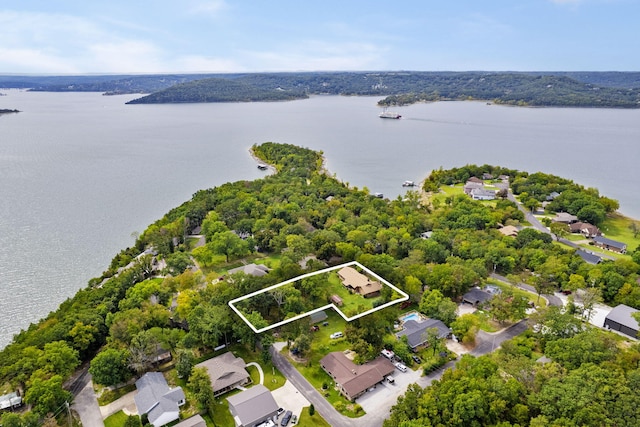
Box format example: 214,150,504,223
1,91,639,348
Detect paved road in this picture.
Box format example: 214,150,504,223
71,373,105,427
490,273,562,307
470,320,529,357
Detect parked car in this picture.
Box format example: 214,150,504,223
277,408,285,417
281,410,292,426
291,414,297,424
330,331,343,339
411,355,422,364
386,375,395,384
395,362,408,372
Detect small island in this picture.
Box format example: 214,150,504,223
0,109,20,115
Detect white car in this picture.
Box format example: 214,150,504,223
330,331,343,339
395,362,408,372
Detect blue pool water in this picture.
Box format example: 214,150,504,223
401,313,421,323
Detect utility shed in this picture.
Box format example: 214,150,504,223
604,304,639,339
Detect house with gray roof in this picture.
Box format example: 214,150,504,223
593,236,627,254
575,249,602,265
552,212,578,224
395,318,452,350
228,263,270,277
174,415,206,427
462,288,494,306
226,385,278,427
196,352,250,397
470,188,496,201
604,304,639,339
134,372,185,427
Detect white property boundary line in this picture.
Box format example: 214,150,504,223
228,261,409,333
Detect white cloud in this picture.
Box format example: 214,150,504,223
85,41,165,73
0,47,80,74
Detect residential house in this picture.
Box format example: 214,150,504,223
552,212,579,224
462,288,494,306
568,222,601,238
196,352,250,397
470,188,496,201
226,385,279,427
338,266,382,298
546,191,561,201
604,304,639,339
174,415,206,427
228,263,270,277
482,173,494,180
575,249,602,265
463,181,484,195
134,372,185,427
467,176,484,184
498,225,519,237
395,318,452,351
320,352,395,401
593,236,627,254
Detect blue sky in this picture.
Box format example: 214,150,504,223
1,0,638,74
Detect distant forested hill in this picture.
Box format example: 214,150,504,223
2,71,640,107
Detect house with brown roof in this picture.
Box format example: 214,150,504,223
338,266,382,298
498,225,519,237
196,352,250,397
568,222,601,238
320,352,395,401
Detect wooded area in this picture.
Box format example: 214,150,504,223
1,143,639,427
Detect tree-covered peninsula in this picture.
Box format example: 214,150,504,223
1,143,639,427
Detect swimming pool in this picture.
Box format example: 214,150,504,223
400,312,423,323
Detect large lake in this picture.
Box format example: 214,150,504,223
1,90,639,348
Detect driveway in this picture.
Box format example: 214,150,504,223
271,380,309,421
99,389,138,418
72,373,104,427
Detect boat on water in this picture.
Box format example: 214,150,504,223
402,180,416,187
257,164,268,170
374,192,384,198
379,111,401,119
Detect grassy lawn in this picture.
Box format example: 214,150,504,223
472,310,501,333
486,278,547,309
326,272,379,316
208,399,236,427
600,213,640,250
104,411,129,427
97,384,136,406
228,345,286,391
297,407,331,427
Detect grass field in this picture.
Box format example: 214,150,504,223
103,411,128,427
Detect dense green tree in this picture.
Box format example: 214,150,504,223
89,348,131,386
418,289,457,325
24,374,72,416
188,367,215,411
